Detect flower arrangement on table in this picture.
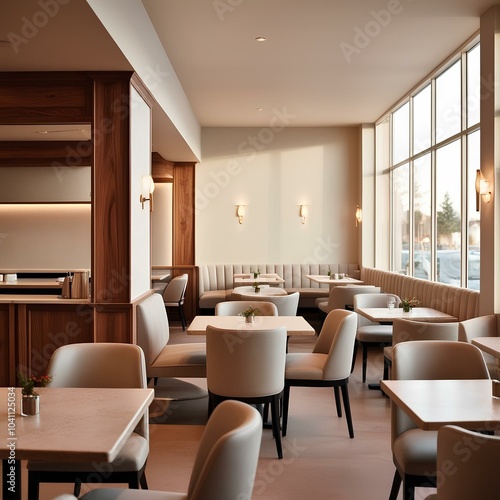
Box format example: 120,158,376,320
239,306,261,323
18,372,52,396
253,281,261,293
253,269,261,279
400,297,420,313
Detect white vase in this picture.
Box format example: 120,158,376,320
245,315,254,324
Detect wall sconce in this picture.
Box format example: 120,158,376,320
236,205,246,224
299,205,308,224
475,169,491,211
140,174,155,211
355,205,362,227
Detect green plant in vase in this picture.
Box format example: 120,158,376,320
400,297,420,313
239,305,261,323
253,281,261,293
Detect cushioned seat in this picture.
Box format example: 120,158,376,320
137,293,206,379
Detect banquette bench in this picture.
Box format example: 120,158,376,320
198,264,361,312
360,266,479,322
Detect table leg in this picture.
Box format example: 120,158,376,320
3,459,21,500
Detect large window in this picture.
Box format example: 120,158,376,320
382,39,480,290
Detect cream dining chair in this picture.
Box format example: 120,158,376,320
389,341,490,500
215,300,278,316
27,343,149,498
423,425,500,500
315,285,380,316
282,309,358,439
239,291,300,316
206,325,287,459
352,292,401,384
80,400,263,500
162,273,188,330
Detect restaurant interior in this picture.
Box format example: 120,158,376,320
2,1,500,499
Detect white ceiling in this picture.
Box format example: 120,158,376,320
0,0,496,157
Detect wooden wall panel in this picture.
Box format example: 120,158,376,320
0,304,12,386
17,304,94,378
92,74,133,304
93,305,133,343
173,163,196,265
0,72,93,123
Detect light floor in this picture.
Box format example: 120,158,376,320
29,320,436,500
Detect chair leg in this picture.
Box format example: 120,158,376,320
402,478,414,500
270,395,283,459
73,479,82,497
28,472,40,500
333,386,342,417
178,303,187,330
282,383,291,437
340,382,354,438
140,471,148,489
389,470,401,500
362,344,368,383
351,341,358,374
383,358,389,380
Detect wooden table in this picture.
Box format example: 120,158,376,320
0,278,62,289
233,274,285,286
380,379,500,431
0,387,154,500
305,274,364,289
356,307,457,324
151,269,171,281
472,337,500,359
187,315,315,336
232,288,288,297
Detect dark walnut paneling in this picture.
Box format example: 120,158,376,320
16,304,94,378
0,72,93,123
0,304,13,386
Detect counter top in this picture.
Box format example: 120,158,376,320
0,294,90,304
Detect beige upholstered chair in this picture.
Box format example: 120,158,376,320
27,343,149,498
282,309,358,439
389,341,490,500
162,273,188,330
383,318,459,379
80,400,263,500
240,291,300,316
137,293,206,381
206,325,287,459
423,425,500,500
215,300,278,316
315,285,380,315
458,314,500,378
352,292,401,383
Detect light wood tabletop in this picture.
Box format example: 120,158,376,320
0,387,153,499
472,336,500,359
187,315,315,336
380,379,500,431
356,307,457,324
305,274,364,286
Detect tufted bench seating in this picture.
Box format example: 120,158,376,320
360,266,480,322
198,264,361,311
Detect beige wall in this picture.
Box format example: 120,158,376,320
196,126,361,265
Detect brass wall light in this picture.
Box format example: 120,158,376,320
236,205,246,224
299,205,308,224
140,174,155,211
475,170,491,211
355,205,362,227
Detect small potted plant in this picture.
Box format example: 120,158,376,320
327,268,332,278
400,297,420,313
253,269,260,279
18,372,52,416
239,305,261,323
253,281,261,293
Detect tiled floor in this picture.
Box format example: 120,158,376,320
32,319,436,499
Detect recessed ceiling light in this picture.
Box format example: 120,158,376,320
255,36,267,42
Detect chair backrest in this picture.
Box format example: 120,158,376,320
353,292,401,327
47,342,148,438
325,285,381,312
162,273,188,303
215,300,278,316
206,325,287,398
188,400,263,500
391,341,490,442
246,292,300,316
392,318,459,345
313,309,358,380
137,293,170,369
434,425,500,500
